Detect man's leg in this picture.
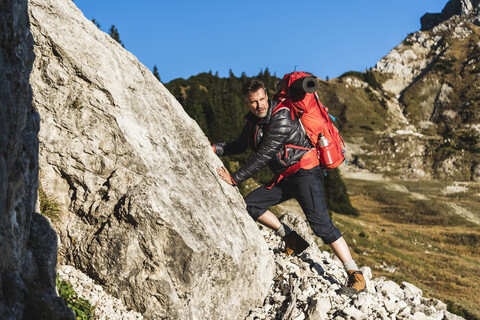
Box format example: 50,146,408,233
244,184,291,231
329,236,353,264
256,210,281,230
283,169,342,245
284,168,366,295
244,185,309,254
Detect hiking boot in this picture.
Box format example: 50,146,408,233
337,270,367,296
283,231,309,256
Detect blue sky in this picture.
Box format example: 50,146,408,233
74,0,448,82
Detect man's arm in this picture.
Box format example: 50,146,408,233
213,123,249,157
230,110,291,184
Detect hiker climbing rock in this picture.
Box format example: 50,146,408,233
213,75,366,296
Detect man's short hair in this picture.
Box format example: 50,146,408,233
242,79,267,98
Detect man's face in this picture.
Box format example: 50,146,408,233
245,88,269,118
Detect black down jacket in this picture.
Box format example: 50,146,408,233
214,100,312,184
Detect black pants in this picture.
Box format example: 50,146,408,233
244,166,342,244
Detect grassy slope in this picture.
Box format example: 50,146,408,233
327,178,480,319
270,175,480,319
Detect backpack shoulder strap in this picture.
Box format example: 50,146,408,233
272,100,295,120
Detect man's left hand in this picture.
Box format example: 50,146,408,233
217,167,234,185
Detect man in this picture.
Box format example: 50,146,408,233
213,79,365,296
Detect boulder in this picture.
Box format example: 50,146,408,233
28,0,274,319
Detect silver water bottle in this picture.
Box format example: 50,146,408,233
319,134,329,148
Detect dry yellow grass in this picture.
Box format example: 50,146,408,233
271,175,480,318
333,178,480,319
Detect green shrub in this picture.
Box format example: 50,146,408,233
70,99,84,110
363,70,382,91
441,131,480,153
57,275,95,320
471,66,480,74
432,58,456,73
323,169,359,216
446,301,476,319
402,33,415,46
39,186,60,221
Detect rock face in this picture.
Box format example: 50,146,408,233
421,0,480,31
28,0,274,319
0,0,73,319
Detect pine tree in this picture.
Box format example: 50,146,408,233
264,67,271,77
109,25,124,47
91,18,100,29
153,65,161,82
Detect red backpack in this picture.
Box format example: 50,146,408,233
275,71,345,170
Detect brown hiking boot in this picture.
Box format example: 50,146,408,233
283,231,310,256
337,270,367,296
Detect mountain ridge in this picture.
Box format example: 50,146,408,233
421,0,480,31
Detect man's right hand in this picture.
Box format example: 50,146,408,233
216,167,236,185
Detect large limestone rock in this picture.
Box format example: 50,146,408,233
28,0,274,318
0,0,73,319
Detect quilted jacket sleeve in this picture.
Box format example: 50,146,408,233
213,123,250,157
231,109,291,184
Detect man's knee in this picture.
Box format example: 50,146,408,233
244,187,273,221
246,204,265,221
319,228,342,245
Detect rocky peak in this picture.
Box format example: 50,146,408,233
421,0,480,30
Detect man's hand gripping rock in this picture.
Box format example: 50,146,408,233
216,166,236,186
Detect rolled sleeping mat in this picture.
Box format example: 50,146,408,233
289,76,318,101
302,76,319,93
291,76,318,94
